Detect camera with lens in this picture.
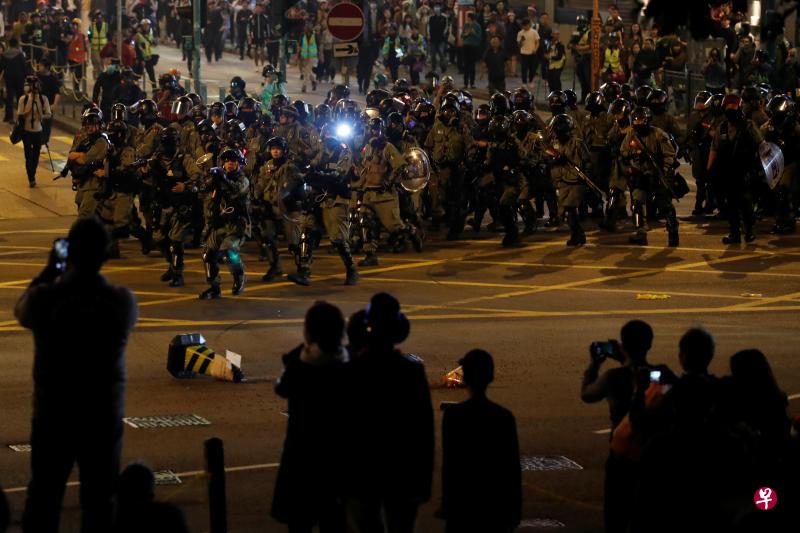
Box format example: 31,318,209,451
589,339,623,363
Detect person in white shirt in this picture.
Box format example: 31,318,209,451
517,18,540,88
17,75,52,188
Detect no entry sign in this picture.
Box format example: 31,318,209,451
327,2,365,42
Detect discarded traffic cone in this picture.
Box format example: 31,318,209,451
167,334,245,383
442,365,465,388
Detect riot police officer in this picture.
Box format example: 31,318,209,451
170,95,203,158
305,124,359,285
620,107,679,247
96,120,141,257
762,95,799,235
708,95,763,243
69,112,109,219
545,114,591,246
226,76,249,102
251,137,289,281
487,116,524,246
424,102,473,237
149,127,203,287
199,148,250,299
356,118,421,266
602,98,632,232
583,91,612,217
684,91,714,216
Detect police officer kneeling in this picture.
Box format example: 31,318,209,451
200,148,250,300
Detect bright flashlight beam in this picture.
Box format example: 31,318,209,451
336,123,353,139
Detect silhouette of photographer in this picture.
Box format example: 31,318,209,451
15,216,137,533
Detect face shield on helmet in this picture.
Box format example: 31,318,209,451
111,102,128,122
548,91,567,116
107,120,128,146
767,95,796,129
238,98,261,128
171,96,193,121
386,112,405,142
630,106,653,135
438,103,459,127
219,148,245,173
549,114,574,143
320,124,340,150
266,137,288,160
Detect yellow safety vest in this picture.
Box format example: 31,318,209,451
604,48,622,73
136,32,153,59
89,22,107,51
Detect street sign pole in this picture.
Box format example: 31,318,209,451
192,0,203,98
591,0,601,91
117,0,122,64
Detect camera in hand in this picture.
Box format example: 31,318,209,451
52,238,68,272
590,339,622,363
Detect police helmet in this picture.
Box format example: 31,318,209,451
266,136,288,154
631,106,653,132
549,113,575,141
585,91,606,114
599,81,621,102
634,85,653,107
511,87,532,111
171,96,193,121
366,88,391,109
548,90,567,114
564,89,578,109
159,127,180,155
107,120,128,146
219,148,245,165
647,89,669,114
489,92,511,117
693,90,712,110
230,76,246,92
111,102,128,122
314,103,332,129
438,103,460,126
186,92,202,108
191,104,208,122
270,94,289,116
223,101,239,120
766,94,796,128
511,110,532,138
209,101,225,118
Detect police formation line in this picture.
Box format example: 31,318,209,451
61,76,796,299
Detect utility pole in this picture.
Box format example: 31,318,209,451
192,0,203,98
591,0,601,90
117,0,122,64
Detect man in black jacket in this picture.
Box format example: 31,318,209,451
92,59,122,120
0,38,30,123
344,293,434,533
428,6,449,73
441,349,522,533
15,217,137,533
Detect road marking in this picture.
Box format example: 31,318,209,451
725,290,800,311
789,393,800,401
362,276,764,301
593,428,612,435
446,248,800,307
51,135,75,145
3,462,281,495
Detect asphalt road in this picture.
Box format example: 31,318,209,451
0,54,798,532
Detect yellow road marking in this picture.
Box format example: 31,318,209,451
51,135,75,145
726,290,800,310
360,276,763,301
446,248,800,307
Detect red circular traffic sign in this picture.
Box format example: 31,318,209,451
327,2,365,42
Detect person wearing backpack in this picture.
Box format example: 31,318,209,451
17,75,52,188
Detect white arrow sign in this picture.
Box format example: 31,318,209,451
334,42,359,57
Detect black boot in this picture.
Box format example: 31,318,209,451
408,225,423,252
500,205,520,247
288,267,311,286
520,201,537,235
359,252,378,267
261,240,283,281
168,243,185,287
335,242,359,285
666,208,679,248
224,250,246,295
629,205,648,245
566,209,586,246
200,249,222,299
599,191,620,232
158,242,174,282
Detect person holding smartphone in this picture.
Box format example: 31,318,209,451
14,217,137,533
580,320,672,533
17,75,52,188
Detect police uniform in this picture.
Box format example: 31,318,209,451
620,125,679,246
150,150,203,286
547,135,591,245
355,139,413,265
251,154,287,281
96,142,139,248
487,133,523,246
307,140,359,284
200,166,250,298
424,118,473,235
761,119,800,233
72,132,110,219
